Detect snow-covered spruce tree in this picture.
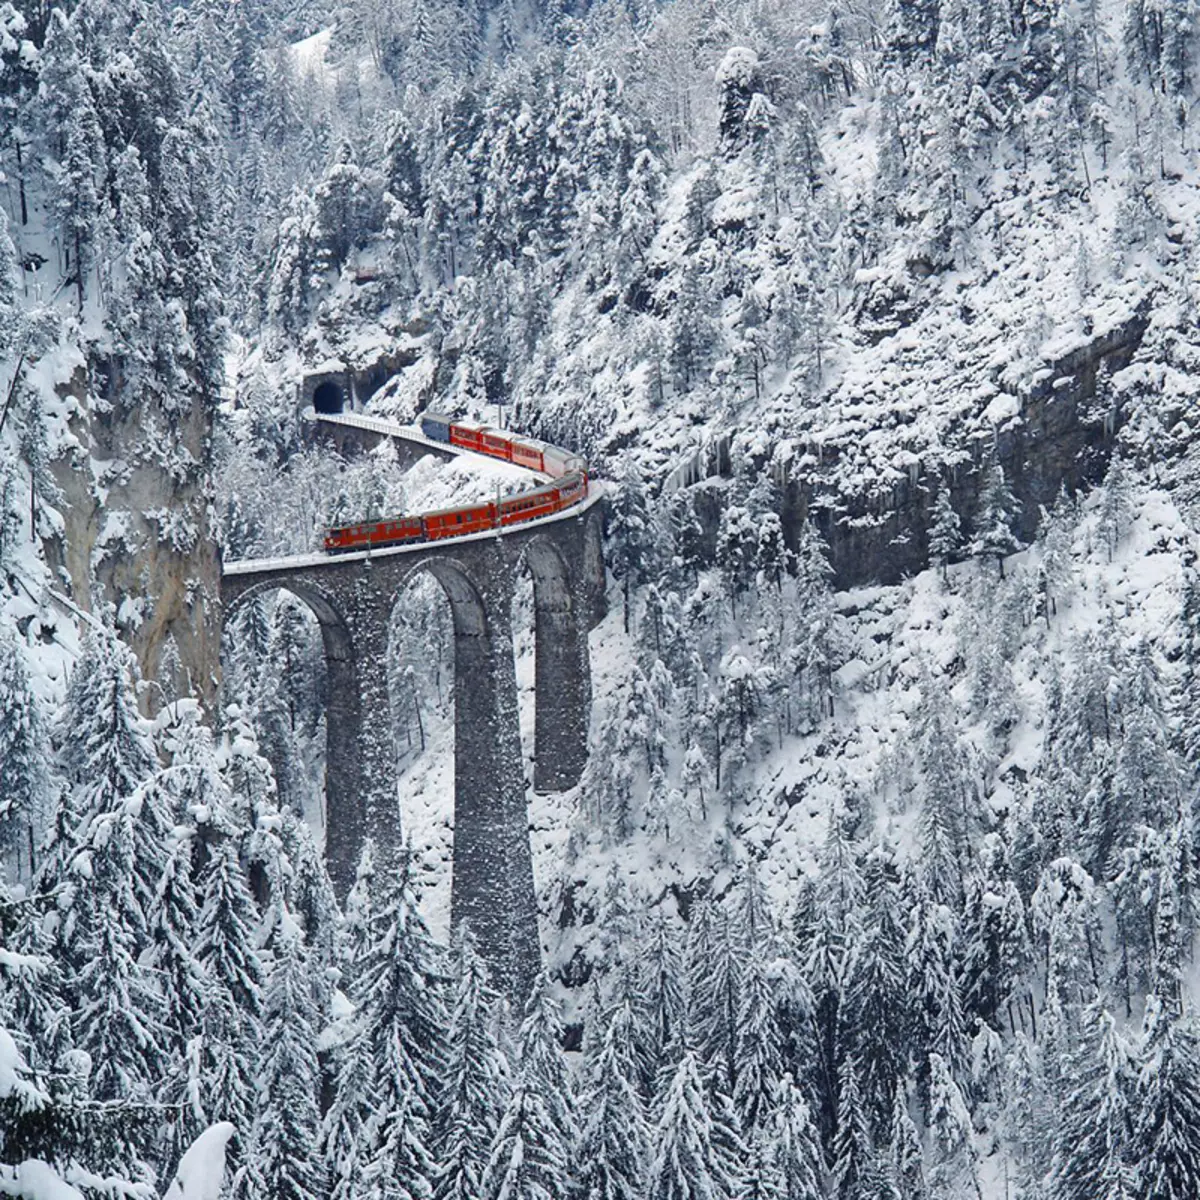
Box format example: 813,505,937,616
0,627,48,875
1050,1005,1136,1200
353,849,447,1200
608,453,657,634
842,853,909,1138
800,807,863,1146
646,1049,737,1200
925,1051,978,1200
482,975,574,1200
686,900,742,1103
1133,1002,1200,1200
44,629,168,1169
633,913,687,1099
243,919,327,1200
1098,453,1135,562
969,459,1021,578
768,1076,824,1200
732,945,784,1136
152,824,210,1163
571,1001,649,1200
832,1051,886,1200
432,927,510,1200
195,835,264,1149
927,481,961,584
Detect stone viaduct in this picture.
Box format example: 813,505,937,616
220,420,605,1002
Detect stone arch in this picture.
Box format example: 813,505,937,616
313,379,346,415
224,576,354,662
391,554,489,638
221,577,363,893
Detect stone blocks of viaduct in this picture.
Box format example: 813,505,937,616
221,507,605,1002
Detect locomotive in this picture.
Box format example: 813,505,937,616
323,412,589,554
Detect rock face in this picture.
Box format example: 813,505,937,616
681,311,1150,589
812,309,1148,588
46,361,221,711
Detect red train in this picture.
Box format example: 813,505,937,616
323,413,588,554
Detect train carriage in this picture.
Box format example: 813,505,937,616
449,421,488,452
422,501,497,540
510,437,547,473
325,515,423,553
420,411,453,443
543,445,585,478
478,429,513,461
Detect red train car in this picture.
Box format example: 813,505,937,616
422,501,497,540
324,516,423,553
510,438,546,472
480,429,514,461
449,422,487,452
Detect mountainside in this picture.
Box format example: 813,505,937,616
3,0,1200,1198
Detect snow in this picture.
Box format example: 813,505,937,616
162,1124,236,1200
0,1162,83,1200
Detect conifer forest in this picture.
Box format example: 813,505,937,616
7,0,1200,1197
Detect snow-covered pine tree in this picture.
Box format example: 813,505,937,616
1098,454,1135,562
482,976,574,1200
970,459,1021,577
733,945,784,1135
927,481,961,584
153,825,210,1162
195,836,264,1146
768,1075,824,1200
633,913,687,1098
1133,1004,1200,1200
0,627,48,875
842,853,909,1137
572,1001,649,1200
646,1049,735,1200
608,454,657,634
243,919,327,1200
1050,1005,1135,1200
433,928,511,1200
354,849,447,1200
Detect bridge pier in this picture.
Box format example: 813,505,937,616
533,602,590,793
452,583,540,1004
323,596,398,898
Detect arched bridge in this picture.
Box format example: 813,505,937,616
220,470,605,1000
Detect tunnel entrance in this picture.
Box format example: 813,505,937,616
313,380,346,414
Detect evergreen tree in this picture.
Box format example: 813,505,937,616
1134,1008,1200,1200
608,454,657,634
196,836,264,1144
245,920,327,1200
0,628,48,875
771,1076,824,1200
434,929,511,1200
928,482,961,584
355,852,446,1200
646,1050,734,1200
970,459,1021,577
572,1002,649,1200
1051,1006,1135,1200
